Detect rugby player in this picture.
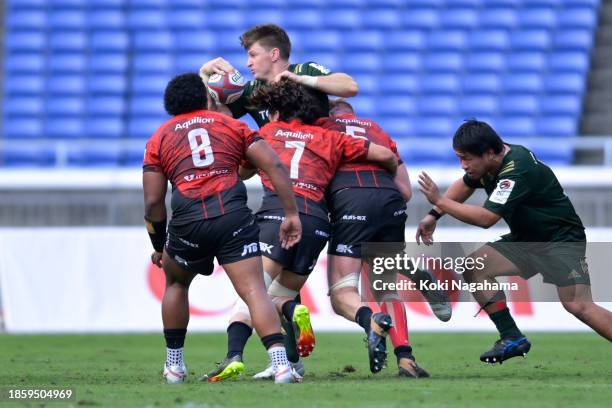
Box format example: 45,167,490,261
143,73,303,384
203,79,399,381
417,119,612,364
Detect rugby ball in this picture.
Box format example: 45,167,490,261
207,70,246,105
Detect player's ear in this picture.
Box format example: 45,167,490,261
270,47,280,62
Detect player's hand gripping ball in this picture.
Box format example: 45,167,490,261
207,70,246,105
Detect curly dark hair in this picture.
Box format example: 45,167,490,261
163,73,207,116
240,24,291,60
249,78,326,124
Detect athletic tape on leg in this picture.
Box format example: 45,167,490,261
328,272,360,295
268,280,299,298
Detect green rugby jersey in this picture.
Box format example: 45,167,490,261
227,61,331,128
463,144,585,242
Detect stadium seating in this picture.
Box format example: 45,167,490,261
2,0,601,166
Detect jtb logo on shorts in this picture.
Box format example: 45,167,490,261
241,242,259,256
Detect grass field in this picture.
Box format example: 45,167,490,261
0,332,610,407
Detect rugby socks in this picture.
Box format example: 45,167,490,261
267,345,291,371
281,300,299,322
226,321,253,359
394,345,414,363
164,328,186,367
381,302,410,348
355,306,373,333
489,307,524,340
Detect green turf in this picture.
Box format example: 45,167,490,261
0,332,610,407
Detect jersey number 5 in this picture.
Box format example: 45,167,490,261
285,141,304,179
188,128,214,167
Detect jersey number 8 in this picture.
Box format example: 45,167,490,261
188,128,214,167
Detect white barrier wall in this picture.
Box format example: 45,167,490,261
1,227,611,333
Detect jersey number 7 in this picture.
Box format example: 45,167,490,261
285,141,305,179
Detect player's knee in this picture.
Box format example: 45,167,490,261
562,300,590,318
329,288,354,314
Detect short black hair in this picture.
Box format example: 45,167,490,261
249,78,326,124
164,73,207,116
329,98,354,116
452,119,504,156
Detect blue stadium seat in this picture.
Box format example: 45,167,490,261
89,0,125,6
122,146,147,167
443,0,482,6
427,31,466,51
439,9,478,30
510,30,551,50
303,54,339,72
133,31,173,51
478,8,517,29
49,31,87,51
88,10,125,29
205,0,246,7
558,8,597,29
377,117,414,137
400,8,439,30
385,31,426,51
339,53,380,74
529,142,574,165
501,74,543,93
87,75,126,95
5,54,45,72
5,75,44,94
128,117,163,138
90,31,129,51
206,10,245,30
48,53,86,72
458,96,498,116
468,30,509,51
499,95,539,115
47,76,85,95
47,97,84,115
464,52,505,72
48,0,87,6
549,52,589,73
323,0,364,7
130,96,166,116
85,118,124,139
540,96,581,115
378,96,416,116
506,52,546,72
525,0,560,6
174,31,215,52
342,31,383,51
544,74,585,94
423,53,463,72
4,97,43,115
3,118,43,139
495,117,535,137
412,117,455,138
87,97,125,116
485,0,521,5
553,30,594,50
6,32,46,51
517,9,556,29
245,10,284,28
166,11,204,30
382,53,421,72
351,75,377,95
362,9,401,29
320,9,360,30
420,74,460,94
536,116,577,137
48,10,85,29
418,96,458,116
6,10,46,29
300,31,341,51
245,0,286,6
131,75,168,95
2,145,55,167
209,30,242,51
461,74,501,94
282,9,321,29
89,53,128,73
129,0,168,7
67,145,122,167
348,98,376,118
45,118,85,139
175,53,214,73
565,0,599,6
380,74,418,94
399,144,457,165
133,54,173,73
127,10,165,30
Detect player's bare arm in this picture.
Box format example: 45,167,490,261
366,143,398,176
143,171,168,267
272,70,358,97
238,165,257,180
419,172,500,229
246,140,302,249
394,163,412,202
